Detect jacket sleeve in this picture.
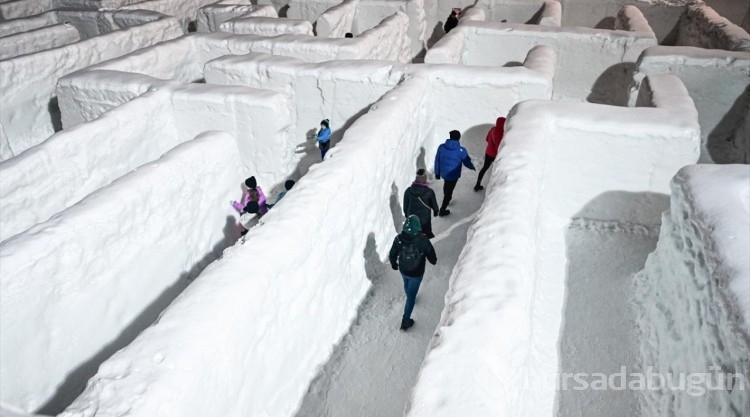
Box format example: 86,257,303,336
486,128,492,143
425,240,437,265
428,190,439,213
461,149,476,170
257,187,267,207
403,191,410,216
317,128,331,142
434,146,442,177
388,237,401,268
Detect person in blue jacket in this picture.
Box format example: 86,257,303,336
317,119,331,159
434,130,475,216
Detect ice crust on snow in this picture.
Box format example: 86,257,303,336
634,164,750,417
406,73,700,417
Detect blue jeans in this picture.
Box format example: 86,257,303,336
402,274,423,321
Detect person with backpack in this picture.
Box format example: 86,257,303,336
403,168,439,238
317,119,332,159
389,215,438,331
267,179,295,209
231,176,267,216
475,116,506,191
434,129,475,216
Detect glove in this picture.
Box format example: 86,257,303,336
391,263,398,271
435,175,441,180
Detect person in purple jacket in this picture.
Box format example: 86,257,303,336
434,130,475,216
231,176,267,216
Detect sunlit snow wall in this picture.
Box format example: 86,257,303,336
634,164,750,417
196,3,274,32
0,11,183,161
406,74,700,417
425,8,657,104
0,86,296,412
0,22,80,60
630,47,750,164
2,84,295,242
57,58,554,417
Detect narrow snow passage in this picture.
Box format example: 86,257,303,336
294,138,487,417
557,219,661,416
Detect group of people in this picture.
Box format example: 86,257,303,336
231,176,296,234
390,117,506,331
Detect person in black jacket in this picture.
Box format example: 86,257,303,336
403,169,439,238
389,215,438,331
444,8,460,33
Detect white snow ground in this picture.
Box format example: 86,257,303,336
294,130,486,417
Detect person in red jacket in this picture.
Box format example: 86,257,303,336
474,116,506,191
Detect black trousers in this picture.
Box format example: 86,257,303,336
440,179,458,211
319,141,330,159
476,154,496,187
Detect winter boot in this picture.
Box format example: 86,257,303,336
474,184,484,191
400,318,415,331
438,209,451,217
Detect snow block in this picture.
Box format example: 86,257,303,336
0,131,244,412
1,84,296,242
630,46,750,163
316,0,357,38
406,74,700,417
0,12,183,161
0,22,80,60
59,72,436,417
634,164,750,417
196,3,272,33
538,0,561,27
219,16,314,36
677,4,750,52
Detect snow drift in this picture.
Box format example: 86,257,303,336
634,164,750,417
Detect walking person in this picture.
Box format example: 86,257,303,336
403,169,439,238
317,119,332,159
444,8,460,33
231,176,267,216
389,215,437,331
434,129,475,216
267,179,295,209
475,116,506,191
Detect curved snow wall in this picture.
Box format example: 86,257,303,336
425,14,656,104
57,60,555,417
0,131,246,413
630,47,750,164
406,74,700,417
634,164,750,417
2,83,296,243
0,11,183,161
676,4,750,52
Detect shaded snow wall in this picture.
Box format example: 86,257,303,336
2,84,296,242
0,22,80,60
0,13,183,160
630,46,750,164
406,74,700,417
316,0,357,37
60,72,435,417
677,4,750,52
0,131,244,413
634,164,750,417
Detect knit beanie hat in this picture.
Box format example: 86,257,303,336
320,119,330,128
245,176,257,189
449,130,461,140
415,168,427,183
243,200,259,214
403,214,422,235
284,179,295,190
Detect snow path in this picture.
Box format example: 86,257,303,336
294,137,487,417
557,218,661,415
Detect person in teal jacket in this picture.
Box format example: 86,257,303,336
434,130,475,216
317,119,331,159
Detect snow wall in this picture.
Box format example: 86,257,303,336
630,46,750,164
406,74,700,417
57,56,555,416
196,3,273,32
0,22,80,60
425,17,656,104
316,0,357,38
219,16,313,36
634,164,750,417
0,131,246,413
1,84,295,242
0,12,183,161
118,0,225,22
676,4,750,52
0,9,168,38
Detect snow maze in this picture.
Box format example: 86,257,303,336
0,0,748,416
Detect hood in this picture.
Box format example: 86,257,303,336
402,214,422,235
408,182,431,196
443,139,461,150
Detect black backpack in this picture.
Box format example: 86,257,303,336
398,238,422,271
